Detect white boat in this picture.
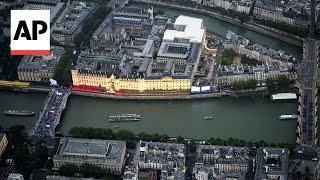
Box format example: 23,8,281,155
108,113,142,122
279,114,298,121
204,116,214,120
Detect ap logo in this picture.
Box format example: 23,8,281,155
11,10,50,55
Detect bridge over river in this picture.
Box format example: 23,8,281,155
31,89,70,144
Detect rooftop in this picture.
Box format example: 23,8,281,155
17,46,64,72
157,42,190,59
133,141,186,180
195,145,251,165
52,1,97,35
271,93,297,100
76,51,121,76
163,15,205,43
134,141,185,167
54,138,126,165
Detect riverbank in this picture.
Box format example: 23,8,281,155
132,0,303,47
0,84,281,100
71,90,223,100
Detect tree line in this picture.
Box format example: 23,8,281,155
68,127,294,152
58,163,116,179
69,127,170,143
232,79,258,91
266,75,293,93
0,125,50,179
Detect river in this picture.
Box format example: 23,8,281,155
0,6,302,144
0,91,46,129
0,90,297,143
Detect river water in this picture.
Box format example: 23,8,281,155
0,7,302,143
0,90,297,143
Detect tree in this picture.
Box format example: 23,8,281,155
59,163,78,177
278,75,291,90
221,49,236,65
255,19,308,37
176,136,185,144
74,6,112,48
137,132,151,141
266,75,292,93
8,125,25,135
53,48,75,86
240,55,261,66
14,142,33,178
115,129,135,141
33,140,49,168
69,127,114,139
304,166,310,180
154,9,164,16
247,79,258,90
232,79,257,91
79,163,105,178
0,37,23,80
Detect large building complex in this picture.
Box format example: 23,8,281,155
53,138,126,174
71,5,205,94
51,1,97,44
17,46,64,82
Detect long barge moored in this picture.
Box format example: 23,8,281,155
4,110,35,116
108,114,142,122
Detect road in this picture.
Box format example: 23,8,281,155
297,38,319,151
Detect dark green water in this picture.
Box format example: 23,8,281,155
58,95,297,143
0,91,297,143
0,91,46,129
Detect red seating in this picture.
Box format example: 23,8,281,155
71,85,103,93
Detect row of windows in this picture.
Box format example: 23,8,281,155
54,161,122,173
19,72,53,77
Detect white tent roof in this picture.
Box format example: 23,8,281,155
163,15,205,43
271,93,297,100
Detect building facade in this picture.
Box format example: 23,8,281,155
17,46,64,82
71,70,191,93
53,138,126,174
0,133,8,159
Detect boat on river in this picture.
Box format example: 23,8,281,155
279,114,298,121
4,110,35,116
108,114,142,122
204,116,214,120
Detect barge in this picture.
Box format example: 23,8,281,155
108,114,142,122
4,110,35,116
279,114,298,121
